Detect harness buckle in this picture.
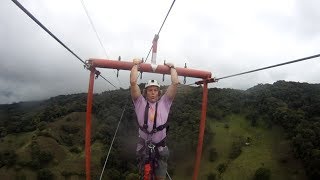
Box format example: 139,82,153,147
152,128,157,133
147,142,156,153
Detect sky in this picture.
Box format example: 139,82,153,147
0,0,320,104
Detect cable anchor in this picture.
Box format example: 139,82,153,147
84,60,91,70
95,70,101,79
117,56,121,77
184,62,187,84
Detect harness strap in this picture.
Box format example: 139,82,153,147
140,102,169,134
138,137,166,155
139,138,167,180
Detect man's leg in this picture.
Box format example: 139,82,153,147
155,146,169,180
136,150,146,179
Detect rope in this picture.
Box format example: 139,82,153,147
80,0,123,88
216,53,320,81
144,0,177,63
167,170,173,180
99,102,128,180
80,0,108,58
12,0,117,88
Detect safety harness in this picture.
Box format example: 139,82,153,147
139,102,169,134
137,102,169,180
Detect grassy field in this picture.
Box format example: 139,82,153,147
0,112,106,179
172,114,307,180
0,112,308,180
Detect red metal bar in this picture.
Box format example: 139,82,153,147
192,81,209,180
85,69,95,180
89,59,212,79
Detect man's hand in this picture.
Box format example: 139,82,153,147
133,58,142,65
130,58,142,100
164,62,175,69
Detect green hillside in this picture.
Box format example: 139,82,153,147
0,81,319,179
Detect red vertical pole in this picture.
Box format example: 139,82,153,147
85,69,95,180
192,81,208,180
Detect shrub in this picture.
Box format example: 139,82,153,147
37,168,53,180
70,146,81,153
217,163,227,175
59,134,73,146
209,148,218,162
106,168,121,180
38,151,53,164
61,124,79,134
254,167,271,180
229,141,243,159
36,121,47,131
15,173,26,180
207,172,216,180
224,123,229,129
125,173,139,180
0,150,17,167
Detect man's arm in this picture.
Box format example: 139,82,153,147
165,63,179,99
130,59,142,100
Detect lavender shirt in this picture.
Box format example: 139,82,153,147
133,94,173,151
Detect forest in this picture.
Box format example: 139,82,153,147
0,80,319,180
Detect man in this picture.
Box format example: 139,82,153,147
130,58,179,180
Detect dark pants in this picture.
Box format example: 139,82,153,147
137,146,170,178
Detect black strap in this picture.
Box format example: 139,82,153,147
143,102,150,130
138,137,166,147
140,102,168,134
153,102,158,131
139,137,167,179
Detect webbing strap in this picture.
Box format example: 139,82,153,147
141,102,167,134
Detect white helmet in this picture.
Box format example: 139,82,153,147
145,79,160,89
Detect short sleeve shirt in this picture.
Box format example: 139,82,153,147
133,94,173,146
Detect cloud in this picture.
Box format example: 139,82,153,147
0,0,319,104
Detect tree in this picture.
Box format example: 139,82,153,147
207,172,216,180
37,168,53,180
229,141,243,159
0,127,7,137
38,151,53,164
209,148,218,162
125,173,139,180
0,150,17,167
254,167,271,180
217,163,227,175
106,168,121,180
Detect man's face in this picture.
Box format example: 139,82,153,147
146,86,160,103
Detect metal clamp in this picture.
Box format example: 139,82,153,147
184,62,187,84
117,56,121,77
148,143,156,153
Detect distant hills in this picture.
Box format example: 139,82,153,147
0,81,319,179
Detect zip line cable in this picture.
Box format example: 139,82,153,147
144,0,177,62
216,53,320,81
167,170,173,180
12,0,117,88
80,0,109,59
99,100,128,180
182,53,320,86
80,0,123,88
14,0,174,178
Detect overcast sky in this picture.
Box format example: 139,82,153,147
1,0,319,104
